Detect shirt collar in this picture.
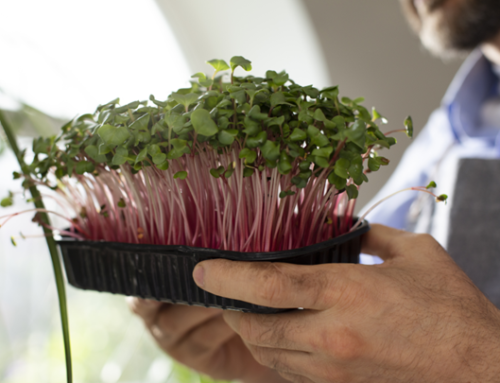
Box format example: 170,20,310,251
443,49,499,146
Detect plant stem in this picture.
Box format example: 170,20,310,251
0,110,72,383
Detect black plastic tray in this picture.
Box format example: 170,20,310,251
58,220,369,313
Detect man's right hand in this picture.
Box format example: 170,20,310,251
128,298,288,383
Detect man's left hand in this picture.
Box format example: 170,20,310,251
193,224,500,383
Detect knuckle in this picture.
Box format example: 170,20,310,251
320,326,364,362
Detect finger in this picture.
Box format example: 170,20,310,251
193,260,347,310
244,343,311,378
149,304,223,348
224,309,369,366
361,224,445,262
361,224,414,261
127,297,164,327
169,313,236,360
223,310,314,352
248,343,351,383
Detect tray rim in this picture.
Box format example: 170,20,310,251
56,220,369,261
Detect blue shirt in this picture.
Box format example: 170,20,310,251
360,50,500,264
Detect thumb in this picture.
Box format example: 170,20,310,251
361,224,414,262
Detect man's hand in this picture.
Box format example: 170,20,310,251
128,299,288,383
193,224,500,383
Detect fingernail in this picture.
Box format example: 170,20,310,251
193,265,205,287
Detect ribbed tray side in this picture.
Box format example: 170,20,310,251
58,221,368,313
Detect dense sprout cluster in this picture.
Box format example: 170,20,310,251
25,56,411,201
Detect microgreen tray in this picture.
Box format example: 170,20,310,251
58,220,369,313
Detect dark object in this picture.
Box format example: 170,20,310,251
447,159,500,308
58,220,369,313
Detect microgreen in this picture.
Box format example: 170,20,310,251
5,56,410,251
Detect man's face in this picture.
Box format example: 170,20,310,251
400,0,500,58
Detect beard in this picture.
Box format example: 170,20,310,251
400,0,500,58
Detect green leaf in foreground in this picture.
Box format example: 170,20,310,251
230,56,252,71
191,109,218,137
174,171,188,180
207,59,230,73
97,124,130,146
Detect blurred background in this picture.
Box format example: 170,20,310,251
0,0,462,382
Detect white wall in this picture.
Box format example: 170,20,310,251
154,0,330,87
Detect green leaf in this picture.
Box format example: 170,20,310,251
426,181,437,189
207,59,230,73
242,116,261,136
239,148,257,164
436,194,448,203
112,147,129,166
346,184,359,200
156,160,169,170
260,141,280,162
210,168,221,178
75,161,95,174
404,116,414,138
307,125,320,138
312,133,329,148
321,86,339,100
113,101,140,114
311,147,333,158
386,137,397,146
0,195,13,207
152,153,167,165
84,145,107,162
368,157,380,172
230,56,252,71
129,114,150,131
290,128,307,141
270,92,286,108
279,190,296,198
191,72,207,82
246,131,267,148
191,109,218,137
273,71,289,86
148,144,161,156
97,124,131,146
171,93,199,110
174,171,188,180
248,105,267,120
334,158,350,179
243,168,255,178
345,120,366,149
298,169,313,179
348,162,363,178
118,198,126,208
314,109,327,122
299,160,312,171
312,156,330,168
218,129,238,146
135,147,148,164
373,140,390,149
332,116,345,129
278,151,292,175
328,172,346,190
